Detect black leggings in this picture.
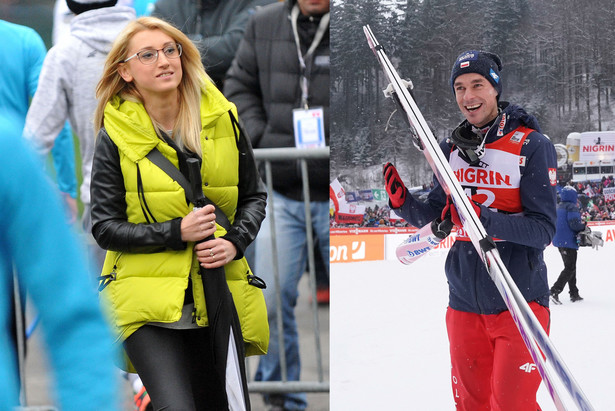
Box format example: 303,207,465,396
124,325,227,411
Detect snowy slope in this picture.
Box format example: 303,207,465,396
330,243,614,410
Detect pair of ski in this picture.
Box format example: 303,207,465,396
363,25,593,411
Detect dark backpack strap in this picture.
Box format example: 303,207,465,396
145,148,232,231
228,110,241,146
146,148,195,200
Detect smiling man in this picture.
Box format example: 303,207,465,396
383,50,558,410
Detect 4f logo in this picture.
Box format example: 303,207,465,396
519,362,537,373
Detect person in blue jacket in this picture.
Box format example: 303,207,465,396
550,185,587,304
384,50,557,410
0,19,77,221
0,133,119,410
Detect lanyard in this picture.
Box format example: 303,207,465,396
290,4,329,109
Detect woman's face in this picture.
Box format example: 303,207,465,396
119,29,183,102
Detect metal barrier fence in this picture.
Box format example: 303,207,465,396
248,147,330,395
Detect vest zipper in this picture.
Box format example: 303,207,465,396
97,252,123,292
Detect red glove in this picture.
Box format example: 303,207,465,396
441,196,481,227
383,162,407,208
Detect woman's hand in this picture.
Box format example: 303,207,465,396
194,238,237,269
180,204,217,242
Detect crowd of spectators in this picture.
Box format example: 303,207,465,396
568,176,615,221
361,204,411,227
332,177,615,228
330,184,433,229
329,203,413,228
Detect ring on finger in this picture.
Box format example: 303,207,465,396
209,250,214,257
210,221,215,228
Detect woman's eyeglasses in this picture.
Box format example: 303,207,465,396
123,43,182,65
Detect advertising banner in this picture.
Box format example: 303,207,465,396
330,234,385,263
359,189,374,201
331,222,615,263
604,187,615,202
345,191,359,202
579,132,615,162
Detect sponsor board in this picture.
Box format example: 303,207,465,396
578,131,615,162
331,222,615,263
330,234,385,263
330,227,416,235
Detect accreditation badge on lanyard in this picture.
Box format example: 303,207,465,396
293,107,325,148
290,4,329,149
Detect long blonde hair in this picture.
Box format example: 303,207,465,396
94,17,210,154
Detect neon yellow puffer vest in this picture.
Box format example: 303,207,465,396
99,82,268,362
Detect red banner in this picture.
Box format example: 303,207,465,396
335,213,364,224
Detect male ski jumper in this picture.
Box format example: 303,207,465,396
389,51,557,410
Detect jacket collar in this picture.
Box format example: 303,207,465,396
103,79,233,162
483,102,541,143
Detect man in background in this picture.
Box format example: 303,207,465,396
23,0,135,271
151,0,277,89
550,185,587,304
225,1,330,409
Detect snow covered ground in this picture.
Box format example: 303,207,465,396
330,242,614,410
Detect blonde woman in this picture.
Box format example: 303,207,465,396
90,17,268,410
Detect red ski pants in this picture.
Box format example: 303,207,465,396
446,302,550,411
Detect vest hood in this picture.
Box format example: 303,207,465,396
70,6,136,54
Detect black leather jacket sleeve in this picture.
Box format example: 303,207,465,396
224,125,267,259
90,129,186,253
90,127,267,257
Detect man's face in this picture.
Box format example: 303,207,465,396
453,73,499,127
297,0,330,16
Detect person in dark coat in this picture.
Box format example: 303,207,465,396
550,185,587,303
151,0,277,89
224,0,330,409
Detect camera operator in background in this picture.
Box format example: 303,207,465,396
550,185,592,304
